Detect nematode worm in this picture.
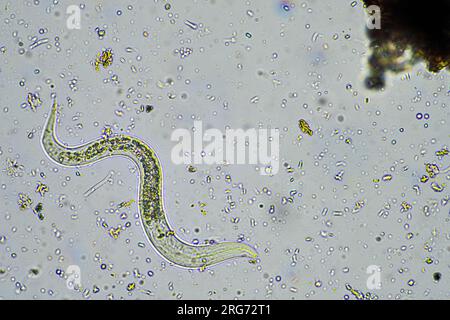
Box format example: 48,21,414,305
41,99,258,270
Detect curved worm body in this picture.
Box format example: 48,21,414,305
41,99,258,270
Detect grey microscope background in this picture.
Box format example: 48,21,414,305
0,0,449,299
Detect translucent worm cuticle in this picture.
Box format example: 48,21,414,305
41,99,258,270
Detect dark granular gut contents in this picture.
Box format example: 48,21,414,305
362,0,450,90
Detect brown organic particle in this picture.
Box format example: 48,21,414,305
362,0,450,89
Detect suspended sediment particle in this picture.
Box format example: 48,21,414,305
362,0,450,90
18,193,33,210
35,182,49,196
298,119,313,136
32,202,44,220
24,92,42,111
94,48,113,71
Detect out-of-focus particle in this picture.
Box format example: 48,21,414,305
433,272,442,282
29,38,49,50
140,289,154,296
334,170,344,181
353,200,365,213
281,2,290,12
184,20,198,30
4,158,24,177
250,96,259,104
141,104,153,113
198,201,207,216
175,47,193,59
